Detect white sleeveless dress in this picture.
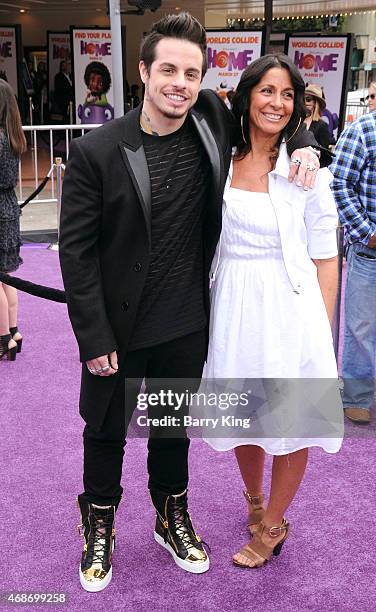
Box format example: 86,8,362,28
202,180,343,455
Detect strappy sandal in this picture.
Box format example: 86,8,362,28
233,518,289,568
243,491,265,535
10,326,23,353
0,333,17,361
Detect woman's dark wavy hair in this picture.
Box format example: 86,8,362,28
232,54,307,160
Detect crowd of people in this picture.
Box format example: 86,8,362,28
0,10,375,592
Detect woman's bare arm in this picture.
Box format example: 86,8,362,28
312,256,338,323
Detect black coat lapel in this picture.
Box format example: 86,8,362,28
190,110,222,200
118,107,223,245
119,108,151,245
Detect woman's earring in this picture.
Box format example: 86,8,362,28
285,117,302,144
241,113,248,144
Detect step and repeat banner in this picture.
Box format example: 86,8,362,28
202,29,265,105
285,34,353,140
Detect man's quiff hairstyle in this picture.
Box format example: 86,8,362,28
140,12,208,78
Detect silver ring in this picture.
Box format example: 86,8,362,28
88,367,96,374
101,365,111,372
291,157,301,166
95,368,103,374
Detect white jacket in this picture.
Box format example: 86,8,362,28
210,143,338,294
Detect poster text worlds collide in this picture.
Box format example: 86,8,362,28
201,32,263,106
287,36,350,140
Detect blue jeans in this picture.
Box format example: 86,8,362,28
342,243,376,412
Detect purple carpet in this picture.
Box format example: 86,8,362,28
1,247,375,612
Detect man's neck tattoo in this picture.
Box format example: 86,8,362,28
140,110,160,136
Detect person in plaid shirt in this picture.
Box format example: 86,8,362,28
331,111,376,424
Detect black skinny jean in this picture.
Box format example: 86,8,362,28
82,329,207,507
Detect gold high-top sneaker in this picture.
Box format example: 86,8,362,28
77,495,116,592
152,489,210,574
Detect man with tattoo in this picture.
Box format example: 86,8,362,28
59,12,325,591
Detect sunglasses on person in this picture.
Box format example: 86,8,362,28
365,93,376,101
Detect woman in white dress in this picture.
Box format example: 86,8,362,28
204,55,343,568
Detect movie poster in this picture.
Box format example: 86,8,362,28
0,26,19,96
71,27,114,124
286,34,352,140
47,32,71,102
201,30,264,105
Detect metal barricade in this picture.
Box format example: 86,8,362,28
344,102,367,128
18,123,101,207
18,123,101,238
